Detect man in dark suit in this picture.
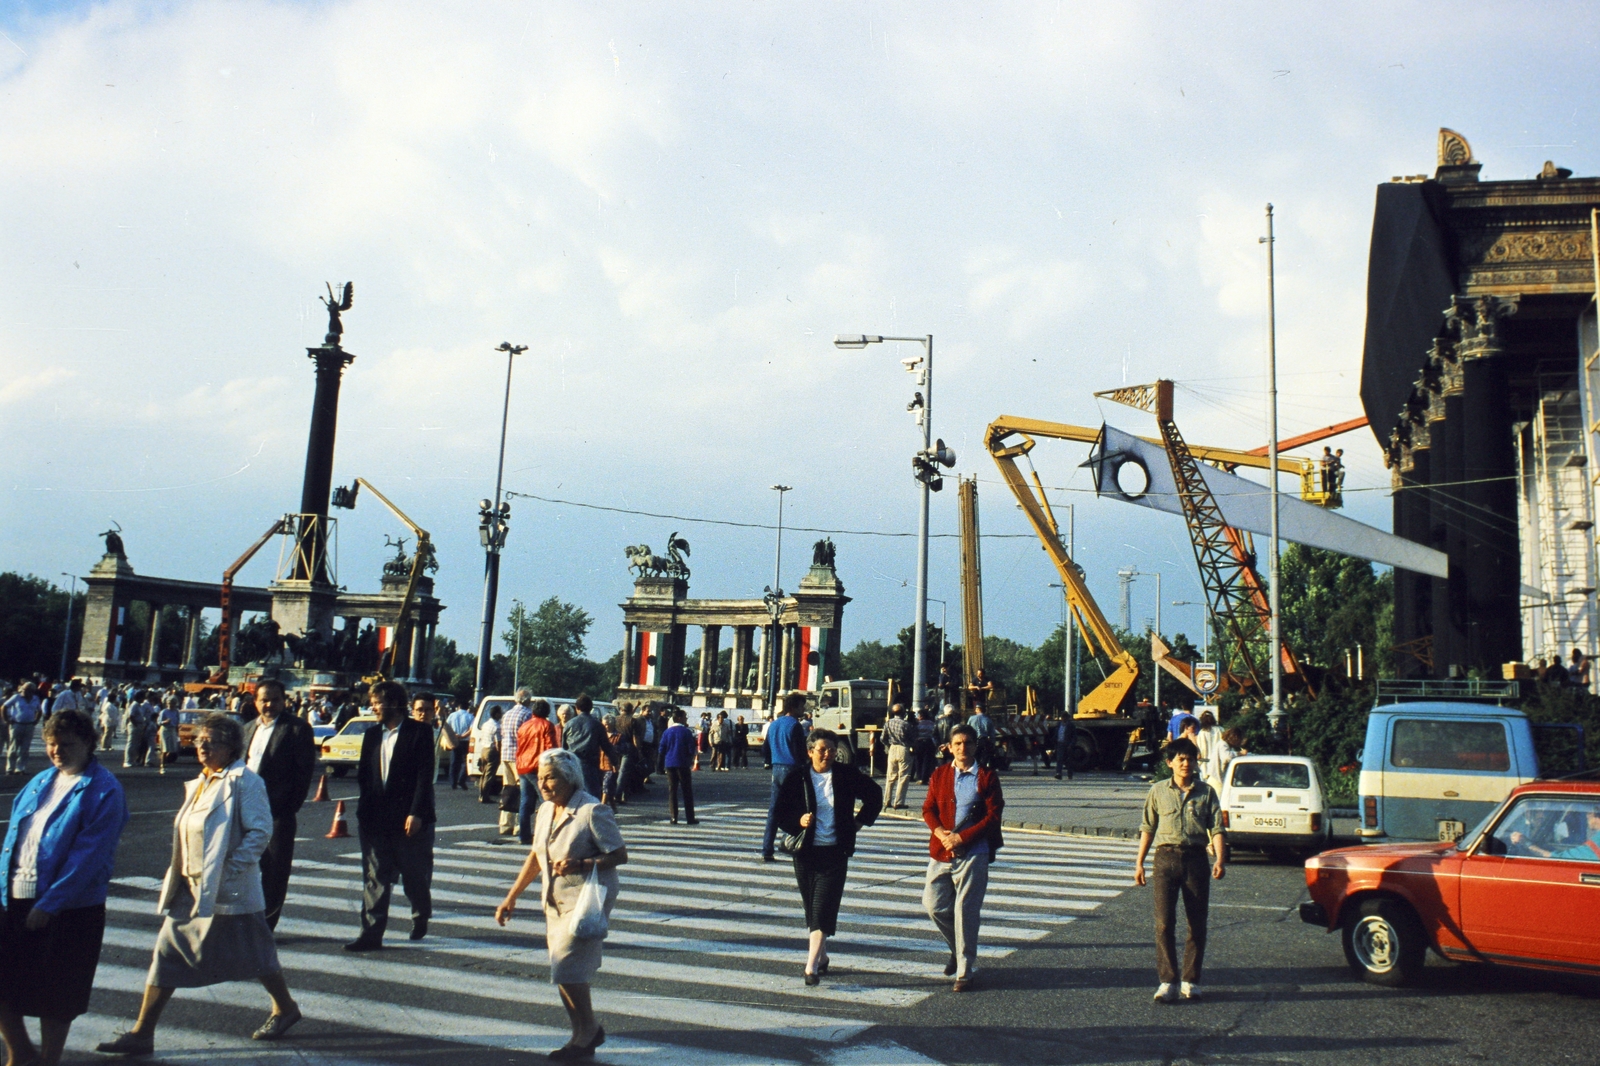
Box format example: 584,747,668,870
346,679,437,951
242,678,318,930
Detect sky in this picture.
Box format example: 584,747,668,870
3,1,1598,665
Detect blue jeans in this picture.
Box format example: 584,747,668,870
580,760,604,803
449,747,469,789
762,763,796,857
518,775,541,845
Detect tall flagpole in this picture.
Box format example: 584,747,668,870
1263,204,1283,731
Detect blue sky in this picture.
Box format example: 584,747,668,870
3,1,1597,662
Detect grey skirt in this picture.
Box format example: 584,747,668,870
148,882,281,989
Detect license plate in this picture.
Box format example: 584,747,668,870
1253,816,1286,828
1438,820,1466,841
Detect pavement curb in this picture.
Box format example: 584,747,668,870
875,807,1139,841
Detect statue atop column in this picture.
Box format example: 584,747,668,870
811,537,836,568
320,281,354,346
100,523,125,557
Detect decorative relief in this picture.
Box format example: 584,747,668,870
1477,229,1592,264
1438,128,1473,167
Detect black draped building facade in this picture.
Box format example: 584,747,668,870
1368,131,1600,678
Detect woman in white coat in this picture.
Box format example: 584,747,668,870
95,714,301,1056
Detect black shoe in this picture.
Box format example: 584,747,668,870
818,956,829,976
944,953,958,976
761,854,775,862
410,918,428,941
803,971,820,986
587,1026,606,1051
344,936,383,952
685,818,700,825
547,1045,594,1061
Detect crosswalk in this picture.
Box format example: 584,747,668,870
80,802,1139,1065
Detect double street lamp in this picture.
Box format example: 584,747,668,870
834,334,954,717
473,342,525,710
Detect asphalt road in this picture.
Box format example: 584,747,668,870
3,754,1598,1066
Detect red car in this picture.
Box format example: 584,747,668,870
1301,778,1600,985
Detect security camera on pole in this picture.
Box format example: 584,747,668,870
834,334,955,717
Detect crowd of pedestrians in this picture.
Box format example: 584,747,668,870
0,666,1252,1060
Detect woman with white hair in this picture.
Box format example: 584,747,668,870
495,748,628,1061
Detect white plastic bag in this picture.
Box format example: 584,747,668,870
570,863,609,939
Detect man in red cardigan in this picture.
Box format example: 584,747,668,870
921,724,1004,991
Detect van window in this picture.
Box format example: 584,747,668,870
1230,762,1311,789
1391,719,1510,772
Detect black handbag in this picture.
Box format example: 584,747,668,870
777,772,812,856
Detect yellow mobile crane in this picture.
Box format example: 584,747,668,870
330,478,435,681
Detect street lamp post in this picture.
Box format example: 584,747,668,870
1123,569,1161,709
1171,600,1209,660
58,572,78,680
764,485,792,714
473,342,526,711
834,334,953,718
926,597,948,681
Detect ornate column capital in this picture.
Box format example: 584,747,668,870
1447,294,1520,362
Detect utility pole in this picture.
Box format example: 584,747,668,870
1262,205,1283,731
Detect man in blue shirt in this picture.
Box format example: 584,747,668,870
443,702,475,791
761,693,809,861
659,709,699,824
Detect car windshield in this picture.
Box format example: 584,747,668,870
1230,762,1311,789
178,711,206,724
339,719,380,736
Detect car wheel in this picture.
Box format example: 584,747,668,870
331,765,350,778
1341,898,1425,986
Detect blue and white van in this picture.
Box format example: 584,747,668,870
1357,701,1540,843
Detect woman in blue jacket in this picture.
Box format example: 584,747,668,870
0,709,129,1066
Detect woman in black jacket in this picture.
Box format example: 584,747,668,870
772,728,883,984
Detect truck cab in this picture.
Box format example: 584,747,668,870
811,679,891,766
1357,701,1540,843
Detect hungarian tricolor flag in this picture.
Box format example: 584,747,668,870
795,626,832,691
635,630,663,687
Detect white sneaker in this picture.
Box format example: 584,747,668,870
1180,982,1200,1000
1153,982,1176,1003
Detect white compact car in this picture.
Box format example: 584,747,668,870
1219,755,1330,859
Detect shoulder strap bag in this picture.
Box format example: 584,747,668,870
777,772,811,856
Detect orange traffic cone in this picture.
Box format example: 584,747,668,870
325,800,350,839
311,773,330,803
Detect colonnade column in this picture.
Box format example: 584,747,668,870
408,617,426,681
738,626,754,692
621,623,635,688
145,603,164,668
1457,295,1522,670
182,608,202,671
756,627,771,704
1432,338,1465,676
697,625,721,692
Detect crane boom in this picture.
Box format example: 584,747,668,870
332,478,434,680
986,417,1139,717
209,516,293,683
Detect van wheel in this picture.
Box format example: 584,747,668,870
835,742,855,766
331,766,350,778
1068,734,1096,772
1342,898,1425,986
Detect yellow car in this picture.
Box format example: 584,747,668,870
320,715,381,776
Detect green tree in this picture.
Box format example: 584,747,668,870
840,639,901,685
0,572,82,680
503,597,600,700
